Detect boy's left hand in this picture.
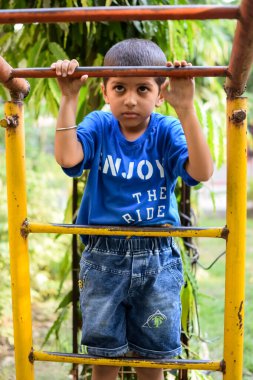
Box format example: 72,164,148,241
161,60,195,113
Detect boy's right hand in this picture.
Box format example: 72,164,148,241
51,59,88,97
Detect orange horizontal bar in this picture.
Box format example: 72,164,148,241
11,66,229,79
0,6,239,24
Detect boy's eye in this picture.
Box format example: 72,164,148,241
138,86,149,93
114,85,125,93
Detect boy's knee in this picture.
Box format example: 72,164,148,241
135,367,164,380
91,365,120,380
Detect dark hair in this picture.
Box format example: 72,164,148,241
103,38,167,87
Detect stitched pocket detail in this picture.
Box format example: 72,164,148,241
79,260,92,292
167,262,184,288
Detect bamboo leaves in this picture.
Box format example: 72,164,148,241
48,41,70,61
181,248,199,338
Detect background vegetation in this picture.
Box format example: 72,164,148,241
1,0,252,379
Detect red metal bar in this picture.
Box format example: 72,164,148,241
0,6,239,24
11,66,229,79
225,0,253,98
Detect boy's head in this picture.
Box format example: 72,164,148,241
103,38,167,88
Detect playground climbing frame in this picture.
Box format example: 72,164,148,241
0,1,252,379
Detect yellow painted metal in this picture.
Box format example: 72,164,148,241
4,101,34,380
32,351,223,371
25,222,226,238
223,97,247,380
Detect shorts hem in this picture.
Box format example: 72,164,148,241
80,343,129,357
128,342,182,359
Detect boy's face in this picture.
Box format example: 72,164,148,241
101,77,164,138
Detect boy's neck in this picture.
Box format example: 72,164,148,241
120,126,147,141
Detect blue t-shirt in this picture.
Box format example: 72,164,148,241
63,111,198,243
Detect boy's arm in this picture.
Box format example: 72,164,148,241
52,59,88,168
161,60,214,182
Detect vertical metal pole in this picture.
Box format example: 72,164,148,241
224,97,247,380
4,101,34,380
179,182,191,380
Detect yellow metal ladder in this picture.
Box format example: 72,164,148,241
0,2,251,379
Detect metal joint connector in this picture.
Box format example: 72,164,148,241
221,226,229,240
0,114,19,129
28,348,34,363
231,109,247,124
220,359,226,373
21,218,30,238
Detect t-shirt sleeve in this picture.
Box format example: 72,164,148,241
62,111,101,178
165,117,199,186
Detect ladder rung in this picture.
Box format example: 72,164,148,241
22,221,228,239
0,6,239,24
31,350,224,372
11,66,229,79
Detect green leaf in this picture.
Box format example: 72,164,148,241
181,281,192,335
193,183,204,191
194,100,204,131
47,78,60,105
41,307,69,348
217,125,225,169
62,191,74,223
56,290,72,311
27,38,46,67
48,42,69,61
207,111,216,162
46,90,59,117
57,247,71,295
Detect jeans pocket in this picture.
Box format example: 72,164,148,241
167,262,184,288
79,259,92,292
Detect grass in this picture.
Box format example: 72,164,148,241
194,212,253,379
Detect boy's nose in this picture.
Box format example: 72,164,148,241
124,93,137,107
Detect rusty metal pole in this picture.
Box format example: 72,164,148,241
224,0,253,98
179,183,192,380
0,6,239,24
8,65,229,79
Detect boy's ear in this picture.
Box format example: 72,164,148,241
155,93,164,108
101,83,109,104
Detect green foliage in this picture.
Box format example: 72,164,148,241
181,249,199,338
248,179,253,202
42,303,70,348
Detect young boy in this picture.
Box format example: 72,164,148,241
52,39,213,380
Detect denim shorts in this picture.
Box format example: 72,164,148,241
78,235,184,359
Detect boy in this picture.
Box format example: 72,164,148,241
52,39,213,380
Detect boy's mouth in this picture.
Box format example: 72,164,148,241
122,112,139,118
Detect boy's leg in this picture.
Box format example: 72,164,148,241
91,365,120,380
135,367,164,380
